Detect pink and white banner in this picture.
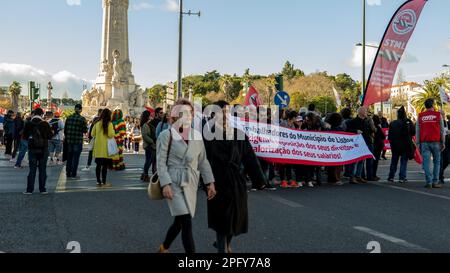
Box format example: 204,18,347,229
363,0,427,106
230,119,373,166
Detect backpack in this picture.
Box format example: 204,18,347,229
49,118,61,136
28,121,46,153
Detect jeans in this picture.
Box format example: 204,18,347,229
421,142,442,185
388,152,409,181
350,161,364,178
27,150,49,193
15,140,28,167
66,144,83,177
143,147,156,176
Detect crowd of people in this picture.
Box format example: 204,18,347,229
0,97,448,253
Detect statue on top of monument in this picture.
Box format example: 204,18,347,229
112,49,123,83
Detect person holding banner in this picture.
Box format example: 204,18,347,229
416,99,446,189
372,115,386,181
326,113,344,186
346,107,374,184
204,100,267,254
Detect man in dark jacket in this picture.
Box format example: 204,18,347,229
3,110,16,157
22,108,53,195
346,107,376,183
150,107,163,129
388,106,415,183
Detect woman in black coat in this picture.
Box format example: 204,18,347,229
388,106,415,183
204,101,267,253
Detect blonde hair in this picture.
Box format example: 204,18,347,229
170,99,195,124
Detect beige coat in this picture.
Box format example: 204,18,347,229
157,128,215,218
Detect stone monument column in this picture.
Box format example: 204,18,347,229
83,0,143,117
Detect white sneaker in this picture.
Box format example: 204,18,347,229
82,166,91,171
307,182,314,188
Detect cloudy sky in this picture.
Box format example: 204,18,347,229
0,0,449,98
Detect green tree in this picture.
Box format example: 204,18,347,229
61,109,75,120
290,92,308,110
412,80,440,113
8,81,22,112
147,84,167,107
310,96,337,114
282,61,305,80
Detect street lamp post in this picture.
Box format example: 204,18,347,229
177,0,201,99
362,0,366,97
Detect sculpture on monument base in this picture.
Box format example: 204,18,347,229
81,87,107,108
128,88,148,108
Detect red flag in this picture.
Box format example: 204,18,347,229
55,108,63,116
33,103,41,110
363,0,427,106
145,106,155,116
244,86,262,107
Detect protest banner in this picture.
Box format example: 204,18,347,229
230,118,373,166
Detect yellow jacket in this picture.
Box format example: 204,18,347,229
92,121,115,159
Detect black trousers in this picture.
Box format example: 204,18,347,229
86,150,94,167
4,134,13,155
95,158,111,184
373,144,384,178
11,137,20,158
27,151,49,193
163,214,195,253
216,233,233,253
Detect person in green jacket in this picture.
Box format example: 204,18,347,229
91,108,115,188
140,110,157,182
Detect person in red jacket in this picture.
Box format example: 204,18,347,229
416,99,446,189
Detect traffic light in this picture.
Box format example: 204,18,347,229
29,81,40,101
275,74,284,91
33,84,40,101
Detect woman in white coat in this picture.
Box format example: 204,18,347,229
157,99,216,253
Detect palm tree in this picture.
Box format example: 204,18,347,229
434,74,450,92
219,75,233,102
265,76,276,107
412,80,440,113
8,81,22,112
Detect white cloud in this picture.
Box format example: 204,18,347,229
348,43,418,67
0,63,92,98
164,0,179,12
66,0,81,6
131,2,155,11
367,0,381,6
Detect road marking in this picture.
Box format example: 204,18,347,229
56,187,146,194
354,226,430,252
55,167,67,192
374,182,450,201
263,193,303,208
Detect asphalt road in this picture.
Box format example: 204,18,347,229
1,149,450,253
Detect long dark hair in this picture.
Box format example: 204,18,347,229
100,108,112,135
140,110,151,127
